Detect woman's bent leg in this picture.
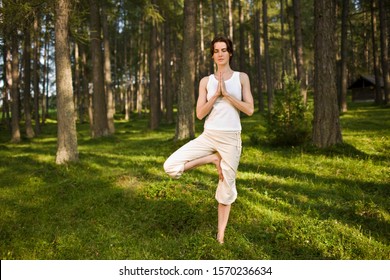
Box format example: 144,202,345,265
163,134,216,178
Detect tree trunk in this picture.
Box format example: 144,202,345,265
262,0,273,116
137,22,145,118
33,15,41,135
175,0,197,141
210,0,218,74
42,18,50,124
253,6,264,112
164,21,174,124
371,0,382,104
3,44,11,127
293,0,307,104
10,33,21,143
102,7,115,134
313,0,342,148
80,43,90,124
55,0,79,164
228,0,233,40
239,1,245,71
149,16,160,130
89,0,109,138
280,0,286,88
378,0,390,105
23,26,35,138
339,0,349,112
74,41,80,120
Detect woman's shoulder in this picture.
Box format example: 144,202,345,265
237,71,248,78
200,75,210,84
237,72,250,82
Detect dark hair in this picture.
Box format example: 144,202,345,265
210,36,233,62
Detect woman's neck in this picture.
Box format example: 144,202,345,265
216,65,232,74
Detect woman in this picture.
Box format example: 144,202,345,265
164,36,254,244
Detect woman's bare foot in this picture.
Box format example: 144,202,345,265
216,232,224,244
183,152,224,181
211,153,224,181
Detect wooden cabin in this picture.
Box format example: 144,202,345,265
348,74,383,101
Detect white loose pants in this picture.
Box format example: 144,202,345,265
163,129,242,205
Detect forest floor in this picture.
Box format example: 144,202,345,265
0,102,389,259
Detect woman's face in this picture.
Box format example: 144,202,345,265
213,42,231,65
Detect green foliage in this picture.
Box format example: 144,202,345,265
0,104,389,260
266,76,311,146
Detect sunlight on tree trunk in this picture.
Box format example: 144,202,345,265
55,0,79,164
175,0,197,141
89,0,109,138
313,0,342,148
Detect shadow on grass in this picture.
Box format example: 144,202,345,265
0,154,215,259
237,161,390,247
301,142,389,161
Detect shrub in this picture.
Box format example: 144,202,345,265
266,76,311,146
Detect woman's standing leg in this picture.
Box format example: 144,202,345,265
217,203,231,244
214,131,242,244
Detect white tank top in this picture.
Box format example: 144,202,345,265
204,71,242,131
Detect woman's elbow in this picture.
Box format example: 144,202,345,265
196,111,205,120
246,107,254,116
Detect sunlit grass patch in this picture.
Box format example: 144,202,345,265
0,104,389,260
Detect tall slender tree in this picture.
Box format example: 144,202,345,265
262,0,273,116
164,17,174,124
33,14,41,135
55,0,79,164
253,5,264,112
102,6,115,134
370,0,382,104
23,25,35,138
293,0,307,104
313,0,342,148
149,1,160,130
89,0,109,137
10,32,21,143
175,0,197,140
378,0,390,105
339,0,349,112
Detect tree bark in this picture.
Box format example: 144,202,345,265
175,0,197,140
239,1,245,71
10,33,21,143
102,7,115,134
370,0,382,104
339,0,349,112
137,21,145,118
293,0,307,104
164,21,173,124
89,0,109,138
253,6,264,112
3,43,11,127
228,0,233,40
33,15,41,135
262,0,273,116
149,13,160,130
55,0,79,164
2,43,11,126
23,26,35,138
378,0,390,105
313,0,342,148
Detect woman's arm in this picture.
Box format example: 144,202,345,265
196,76,221,120
221,72,254,116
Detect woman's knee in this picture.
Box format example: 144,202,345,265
163,159,183,179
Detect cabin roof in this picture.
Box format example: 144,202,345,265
348,74,384,89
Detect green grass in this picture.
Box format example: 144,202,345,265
0,102,389,260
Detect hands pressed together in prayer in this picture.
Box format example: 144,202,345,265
215,72,229,98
